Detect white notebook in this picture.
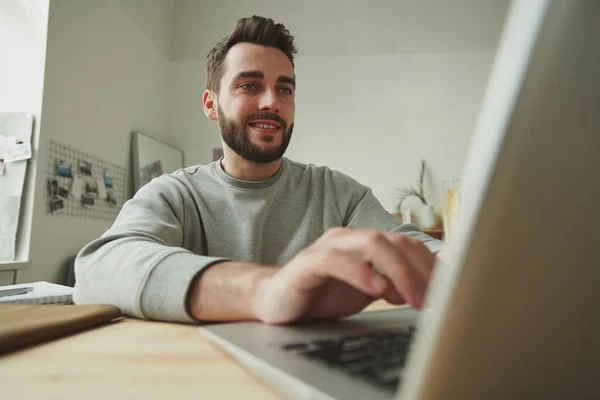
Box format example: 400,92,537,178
0,281,73,305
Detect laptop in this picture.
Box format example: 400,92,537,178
200,1,599,398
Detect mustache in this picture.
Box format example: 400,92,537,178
243,112,287,129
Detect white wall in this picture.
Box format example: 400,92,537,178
15,0,173,284
169,0,509,216
288,51,494,213
119,0,174,59
0,0,49,283
7,0,509,284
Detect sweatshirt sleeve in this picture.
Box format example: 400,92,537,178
331,171,446,254
73,176,228,323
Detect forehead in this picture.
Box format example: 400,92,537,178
221,42,294,83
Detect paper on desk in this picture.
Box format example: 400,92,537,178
0,195,19,261
0,281,74,304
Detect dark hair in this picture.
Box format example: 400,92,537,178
204,15,297,93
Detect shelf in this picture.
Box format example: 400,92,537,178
423,229,444,240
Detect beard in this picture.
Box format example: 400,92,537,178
217,106,294,164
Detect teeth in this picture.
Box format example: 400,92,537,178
252,123,278,129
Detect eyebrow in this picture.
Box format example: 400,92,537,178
233,70,296,88
277,75,296,88
234,70,264,80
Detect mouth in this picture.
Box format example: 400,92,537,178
248,120,282,135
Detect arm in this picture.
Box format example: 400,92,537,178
188,227,436,325
73,176,227,323
185,171,443,325
332,171,446,253
186,261,275,321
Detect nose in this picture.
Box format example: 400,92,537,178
258,87,281,113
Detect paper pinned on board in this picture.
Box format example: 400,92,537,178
5,142,32,162
0,135,32,163
71,176,83,198
0,135,9,158
0,113,34,262
97,178,107,200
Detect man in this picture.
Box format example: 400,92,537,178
74,16,445,324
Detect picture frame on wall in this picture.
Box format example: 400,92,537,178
131,131,184,194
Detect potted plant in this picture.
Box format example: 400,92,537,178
396,160,437,228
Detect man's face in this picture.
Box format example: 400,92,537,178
212,43,295,163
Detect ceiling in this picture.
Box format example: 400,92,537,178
118,0,512,61
172,0,512,61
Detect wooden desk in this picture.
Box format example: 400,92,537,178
0,300,397,399
423,228,444,241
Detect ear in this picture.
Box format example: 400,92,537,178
203,90,218,121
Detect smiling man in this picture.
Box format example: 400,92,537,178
204,35,296,178
74,16,445,324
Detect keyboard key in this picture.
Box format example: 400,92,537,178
282,342,309,351
310,339,337,348
288,328,415,392
298,349,340,365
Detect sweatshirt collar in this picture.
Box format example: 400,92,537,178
215,157,286,189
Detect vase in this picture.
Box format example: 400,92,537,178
401,206,412,224
420,204,437,229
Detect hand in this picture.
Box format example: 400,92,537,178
436,249,449,262
254,227,436,325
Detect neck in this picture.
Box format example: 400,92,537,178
220,148,282,181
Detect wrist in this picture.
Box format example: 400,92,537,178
187,260,278,322
250,266,278,322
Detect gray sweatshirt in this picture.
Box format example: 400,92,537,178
74,158,444,323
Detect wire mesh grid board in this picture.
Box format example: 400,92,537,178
46,139,127,220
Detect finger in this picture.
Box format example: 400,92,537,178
383,232,436,284
327,230,420,307
383,284,406,305
382,234,434,308
288,248,389,298
387,247,425,308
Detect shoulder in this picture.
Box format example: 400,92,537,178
161,163,218,189
135,163,216,200
285,158,366,189
169,163,216,181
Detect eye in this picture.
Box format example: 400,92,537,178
240,83,258,90
278,87,293,95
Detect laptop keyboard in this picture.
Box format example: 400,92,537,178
281,327,415,393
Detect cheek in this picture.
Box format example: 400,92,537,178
227,98,256,121
283,101,295,123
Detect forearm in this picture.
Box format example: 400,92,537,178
74,235,227,322
186,261,277,322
